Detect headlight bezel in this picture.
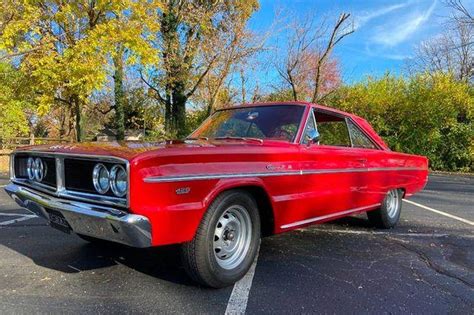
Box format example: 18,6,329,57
26,157,35,180
27,157,46,182
34,157,46,182
110,164,128,197
92,163,110,194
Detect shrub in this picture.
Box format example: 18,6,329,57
326,72,473,172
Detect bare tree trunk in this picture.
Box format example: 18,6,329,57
114,45,125,140
311,13,353,103
73,95,81,142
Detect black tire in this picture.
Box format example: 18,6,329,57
181,190,261,288
368,189,402,229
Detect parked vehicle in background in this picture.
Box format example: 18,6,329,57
4,102,428,287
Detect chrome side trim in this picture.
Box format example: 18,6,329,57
144,171,303,183
280,203,381,229
143,167,425,183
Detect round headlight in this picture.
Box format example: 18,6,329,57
34,157,46,182
27,157,35,180
110,165,127,197
93,163,110,194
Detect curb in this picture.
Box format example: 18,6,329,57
430,170,474,176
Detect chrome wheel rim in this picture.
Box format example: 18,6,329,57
386,190,399,218
213,205,252,270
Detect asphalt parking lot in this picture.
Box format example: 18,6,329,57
0,174,472,314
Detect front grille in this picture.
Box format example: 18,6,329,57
12,153,128,207
64,158,124,197
14,154,56,188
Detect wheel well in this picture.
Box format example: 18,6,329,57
398,187,406,198
218,186,275,237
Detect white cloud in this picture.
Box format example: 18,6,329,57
355,2,409,29
372,0,437,47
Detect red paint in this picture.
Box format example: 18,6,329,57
17,102,429,246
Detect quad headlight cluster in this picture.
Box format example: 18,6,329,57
92,163,127,197
26,157,46,182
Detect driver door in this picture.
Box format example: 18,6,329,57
296,108,367,224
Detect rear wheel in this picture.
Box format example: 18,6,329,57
368,189,402,229
181,190,261,288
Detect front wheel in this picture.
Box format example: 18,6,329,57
368,189,402,229
181,190,261,288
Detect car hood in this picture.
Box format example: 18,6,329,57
14,139,284,161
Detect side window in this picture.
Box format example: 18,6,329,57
347,120,377,149
314,111,351,147
302,110,316,144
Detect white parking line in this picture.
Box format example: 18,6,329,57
0,215,36,226
0,185,5,188
0,212,33,217
404,199,474,226
225,247,259,315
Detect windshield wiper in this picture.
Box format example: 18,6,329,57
213,136,263,143
185,137,209,141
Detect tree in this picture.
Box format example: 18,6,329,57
326,72,473,171
140,0,259,138
410,1,473,82
274,12,353,102
0,1,161,141
445,0,474,25
0,62,31,140
114,45,126,140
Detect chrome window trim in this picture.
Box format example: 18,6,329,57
189,104,307,144
345,117,381,150
10,151,129,208
300,108,317,145
300,107,383,150
143,166,426,183
345,117,354,148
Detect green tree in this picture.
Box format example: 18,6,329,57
141,0,259,138
0,62,32,140
327,72,473,171
0,0,161,141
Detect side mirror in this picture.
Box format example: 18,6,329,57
306,129,320,145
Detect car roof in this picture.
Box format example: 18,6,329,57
220,101,353,118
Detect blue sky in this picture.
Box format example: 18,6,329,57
248,0,455,83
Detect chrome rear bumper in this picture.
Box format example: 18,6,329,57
4,183,152,248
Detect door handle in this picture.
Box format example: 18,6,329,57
356,158,367,163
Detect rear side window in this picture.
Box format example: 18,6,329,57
347,120,377,149
314,111,351,147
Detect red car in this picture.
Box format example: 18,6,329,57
5,102,428,287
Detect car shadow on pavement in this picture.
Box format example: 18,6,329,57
0,225,194,286
0,214,372,287
327,214,373,229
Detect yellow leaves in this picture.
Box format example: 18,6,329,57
1,0,163,118
36,94,54,116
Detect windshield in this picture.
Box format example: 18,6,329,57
190,105,305,142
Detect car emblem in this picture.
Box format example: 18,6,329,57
176,187,191,195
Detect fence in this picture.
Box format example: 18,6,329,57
0,137,70,150
0,137,70,176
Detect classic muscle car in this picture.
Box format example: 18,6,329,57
4,102,428,287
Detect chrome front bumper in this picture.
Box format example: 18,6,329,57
4,183,152,248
